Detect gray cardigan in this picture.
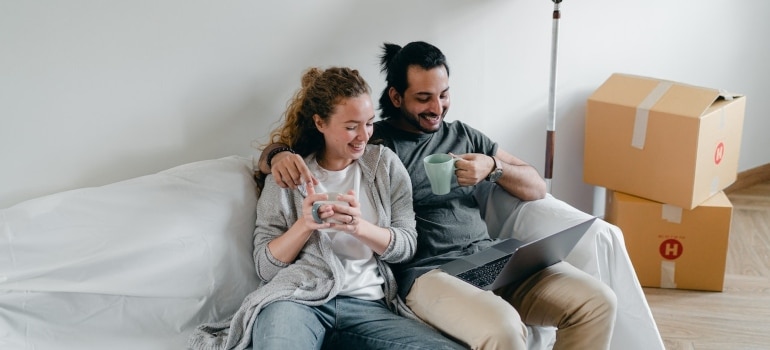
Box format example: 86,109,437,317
188,144,419,350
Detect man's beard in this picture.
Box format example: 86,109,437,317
399,108,444,134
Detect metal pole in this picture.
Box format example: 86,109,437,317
544,0,561,193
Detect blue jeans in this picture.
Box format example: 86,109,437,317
252,296,465,350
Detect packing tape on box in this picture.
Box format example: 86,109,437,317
661,205,681,289
660,260,677,289
661,204,682,224
632,81,673,149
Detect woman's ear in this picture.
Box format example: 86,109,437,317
313,114,325,131
388,87,402,108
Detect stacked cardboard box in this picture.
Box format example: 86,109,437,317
583,73,746,291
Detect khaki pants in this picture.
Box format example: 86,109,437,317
406,262,617,350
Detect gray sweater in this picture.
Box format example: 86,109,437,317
188,144,419,350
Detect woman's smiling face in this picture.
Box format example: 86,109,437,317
314,93,374,170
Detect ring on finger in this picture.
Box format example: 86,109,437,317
347,214,354,224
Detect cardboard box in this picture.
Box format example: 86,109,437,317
605,190,732,291
584,73,746,209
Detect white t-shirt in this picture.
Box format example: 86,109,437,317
309,157,385,300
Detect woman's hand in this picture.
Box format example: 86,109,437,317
327,190,364,235
326,190,391,255
266,182,331,264
300,183,334,231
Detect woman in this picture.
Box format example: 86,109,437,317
188,67,463,350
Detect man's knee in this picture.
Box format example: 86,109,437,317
467,318,528,350
407,270,529,350
572,280,617,328
592,282,618,322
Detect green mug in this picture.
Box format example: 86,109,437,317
423,154,458,195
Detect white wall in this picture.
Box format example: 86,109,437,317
2,0,768,212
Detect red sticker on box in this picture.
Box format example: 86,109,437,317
659,239,683,260
714,142,725,165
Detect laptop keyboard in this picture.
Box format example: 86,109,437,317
456,255,510,288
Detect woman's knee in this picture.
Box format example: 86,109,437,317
253,301,324,348
259,300,311,320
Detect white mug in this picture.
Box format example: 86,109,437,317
311,192,348,224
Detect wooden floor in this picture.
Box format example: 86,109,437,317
644,179,770,349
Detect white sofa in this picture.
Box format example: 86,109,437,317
0,156,664,350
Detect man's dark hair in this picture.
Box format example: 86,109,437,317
377,41,449,119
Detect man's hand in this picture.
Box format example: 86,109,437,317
450,152,495,186
271,151,318,189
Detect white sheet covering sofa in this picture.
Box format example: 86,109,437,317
0,155,664,350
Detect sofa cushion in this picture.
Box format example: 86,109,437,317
0,156,260,350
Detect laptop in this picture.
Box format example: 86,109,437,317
439,218,596,290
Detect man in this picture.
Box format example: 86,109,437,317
259,41,616,349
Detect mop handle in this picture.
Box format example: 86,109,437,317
545,0,561,190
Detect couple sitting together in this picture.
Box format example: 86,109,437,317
188,41,617,350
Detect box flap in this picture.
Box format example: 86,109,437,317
717,89,742,101
700,191,733,209
590,73,724,117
